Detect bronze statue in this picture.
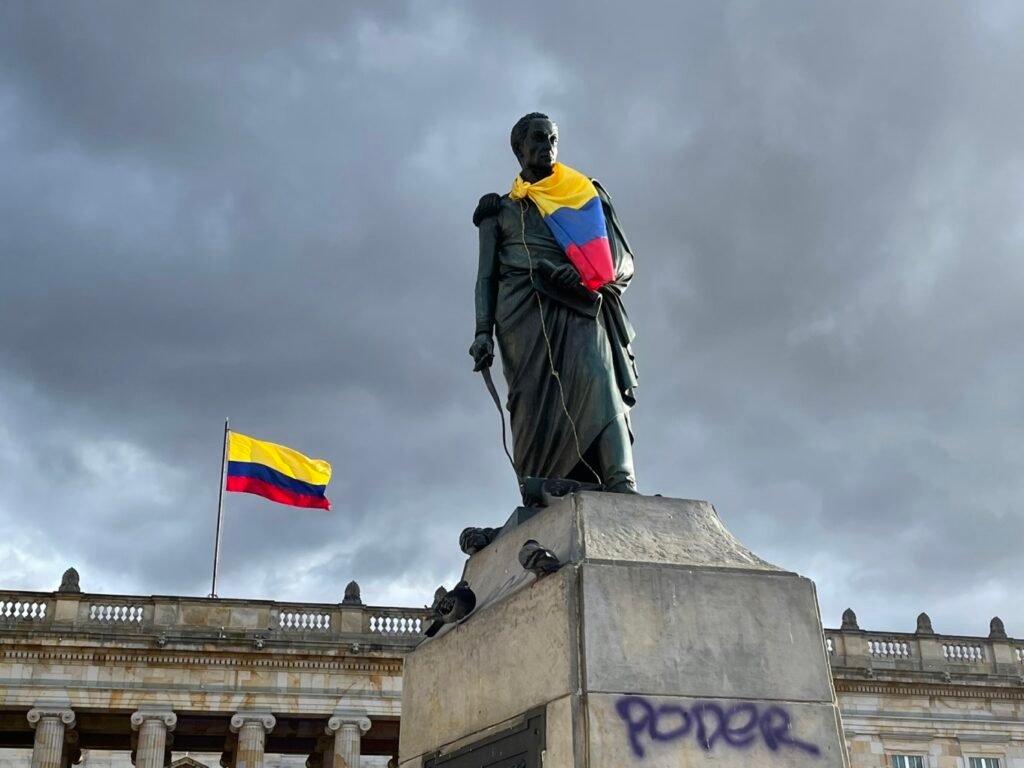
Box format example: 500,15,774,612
471,113,639,493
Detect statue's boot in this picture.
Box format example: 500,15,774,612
594,414,639,494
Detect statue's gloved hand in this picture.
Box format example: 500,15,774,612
549,263,582,289
469,333,494,371
472,193,502,227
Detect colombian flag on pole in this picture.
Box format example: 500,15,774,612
226,432,332,510
510,162,615,291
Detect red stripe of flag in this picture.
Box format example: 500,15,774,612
225,476,331,510
566,237,614,291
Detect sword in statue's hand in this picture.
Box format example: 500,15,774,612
469,333,518,483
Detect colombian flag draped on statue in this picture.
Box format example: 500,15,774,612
226,431,332,510
510,162,615,291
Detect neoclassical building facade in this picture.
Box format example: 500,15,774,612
1,575,1022,767
0,573,425,767
831,609,1024,768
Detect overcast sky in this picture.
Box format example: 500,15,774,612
1,1,1022,637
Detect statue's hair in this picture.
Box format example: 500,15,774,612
510,112,556,158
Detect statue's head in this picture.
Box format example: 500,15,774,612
511,112,558,176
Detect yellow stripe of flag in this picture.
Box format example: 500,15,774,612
510,162,598,215
227,432,332,486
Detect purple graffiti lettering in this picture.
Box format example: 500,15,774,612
760,706,821,755
615,696,655,758
651,704,691,741
722,702,759,748
689,703,725,750
614,696,821,759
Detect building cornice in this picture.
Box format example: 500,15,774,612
1,647,404,673
835,678,1024,700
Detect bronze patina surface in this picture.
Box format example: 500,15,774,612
470,113,639,494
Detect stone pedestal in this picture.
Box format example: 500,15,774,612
400,493,849,768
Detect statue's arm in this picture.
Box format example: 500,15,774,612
470,194,502,371
475,214,500,336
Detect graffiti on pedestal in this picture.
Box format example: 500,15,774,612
615,696,821,759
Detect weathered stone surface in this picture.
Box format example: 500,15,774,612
401,493,845,767
58,567,81,593
400,569,575,759
26,706,75,768
131,709,177,768
461,499,577,613
461,493,777,617
0,646,407,716
581,562,834,702
544,695,575,768
587,692,849,768
51,595,81,622
231,712,275,768
327,711,371,768
575,493,779,570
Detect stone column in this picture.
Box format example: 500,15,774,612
230,713,276,768
26,707,75,768
131,710,177,768
326,713,371,768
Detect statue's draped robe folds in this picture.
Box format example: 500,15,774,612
476,183,638,481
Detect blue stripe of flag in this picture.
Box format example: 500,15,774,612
226,461,328,499
544,196,608,249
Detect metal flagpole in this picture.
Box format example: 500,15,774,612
209,417,230,598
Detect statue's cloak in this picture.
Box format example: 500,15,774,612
480,183,637,481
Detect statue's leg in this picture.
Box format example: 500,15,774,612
593,414,638,494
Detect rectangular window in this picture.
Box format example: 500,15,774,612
969,759,1000,768
891,757,925,768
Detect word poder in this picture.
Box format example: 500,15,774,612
615,696,822,759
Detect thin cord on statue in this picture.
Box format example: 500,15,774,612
519,199,602,485
489,369,518,481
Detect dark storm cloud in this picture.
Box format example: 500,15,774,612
1,1,1022,637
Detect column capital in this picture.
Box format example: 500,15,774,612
130,709,177,732
326,712,371,735
27,708,75,729
230,712,276,734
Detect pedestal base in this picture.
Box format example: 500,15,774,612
400,493,849,768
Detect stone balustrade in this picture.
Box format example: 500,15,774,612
6,588,1023,678
0,588,432,652
0,598,48,620
824,614,1024,680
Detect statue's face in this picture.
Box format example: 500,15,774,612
517,118,558,173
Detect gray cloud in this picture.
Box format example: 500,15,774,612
1,1,1022,638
